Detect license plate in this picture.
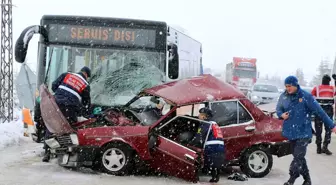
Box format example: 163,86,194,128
61,154,69,165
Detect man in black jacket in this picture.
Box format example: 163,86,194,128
52,66,92,124
42,66,91,162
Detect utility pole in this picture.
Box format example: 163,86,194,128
0,0,13,123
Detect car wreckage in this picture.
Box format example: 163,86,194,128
41,74,291,182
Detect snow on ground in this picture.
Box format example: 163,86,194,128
0,108,29,151
1,136,336,184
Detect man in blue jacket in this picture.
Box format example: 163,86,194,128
192,107,225,183
276,76,336,185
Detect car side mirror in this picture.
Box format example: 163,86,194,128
148,127,159,149
167,43,179,79
148,134,158,149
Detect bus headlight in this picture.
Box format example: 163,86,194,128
70,134,79,145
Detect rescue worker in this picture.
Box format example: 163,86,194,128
42,66,91,162
311,74,335,155
192,107,225,183
51,66,91,124
276,75,336,185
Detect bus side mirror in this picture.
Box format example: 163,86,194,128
168,43,179,79
15,25,48,63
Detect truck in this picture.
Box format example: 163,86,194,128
14,15,202,140
225,57,257,95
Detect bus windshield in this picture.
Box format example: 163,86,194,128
45,45,165,106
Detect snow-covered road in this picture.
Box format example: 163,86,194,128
1,137,336,185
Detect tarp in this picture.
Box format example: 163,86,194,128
15,64,36,110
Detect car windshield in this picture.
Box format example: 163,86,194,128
129,96,157,109
128,96,164,126
253,84,278,93
45,45,165,107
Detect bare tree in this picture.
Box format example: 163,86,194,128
295,68,307,86
310,59,331,86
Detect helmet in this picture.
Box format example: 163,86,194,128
199,107,213,118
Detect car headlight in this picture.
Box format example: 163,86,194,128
45,138,61,149
70,134,79,145
252,95,260,100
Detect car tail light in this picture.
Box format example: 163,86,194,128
233,76,239,81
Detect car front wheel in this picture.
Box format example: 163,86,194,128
97,143,134,175
240,146,273,178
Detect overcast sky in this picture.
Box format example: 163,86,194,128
12,0,336,82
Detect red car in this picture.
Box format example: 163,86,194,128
41,74,291,182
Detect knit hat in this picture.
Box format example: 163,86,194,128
322,74,331,85
80,66,91,77
284,75,299,87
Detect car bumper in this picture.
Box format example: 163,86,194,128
51,146,99,168
269,141,292,157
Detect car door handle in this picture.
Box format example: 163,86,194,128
185,154,195,161
245,126,255,132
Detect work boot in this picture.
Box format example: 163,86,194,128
209,168,220,183
42,149,50,162
302,173,312,185
284,176,297,185
316,144,322,154
322,145,332,155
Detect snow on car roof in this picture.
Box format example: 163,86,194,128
144,74,245,106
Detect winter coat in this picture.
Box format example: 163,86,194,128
192,120,225,155
276,85,335,141
52,72,91,114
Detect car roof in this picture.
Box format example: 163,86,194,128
144,74,245,106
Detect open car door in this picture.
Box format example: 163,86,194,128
147,116,205,182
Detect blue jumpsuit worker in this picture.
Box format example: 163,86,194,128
42,66,92,162
311,74,335,155
192,107,225,183
276,76,336,185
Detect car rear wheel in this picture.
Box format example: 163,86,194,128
240,146,273,178
97,143,134,175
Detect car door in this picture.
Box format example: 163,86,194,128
210,100,256,160
148,116,203,182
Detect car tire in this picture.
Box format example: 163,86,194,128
96,143,134,176
240,146,273,178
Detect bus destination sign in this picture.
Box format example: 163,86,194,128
47,24,157,48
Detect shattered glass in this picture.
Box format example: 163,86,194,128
45,46,166,107
89,54,165,106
